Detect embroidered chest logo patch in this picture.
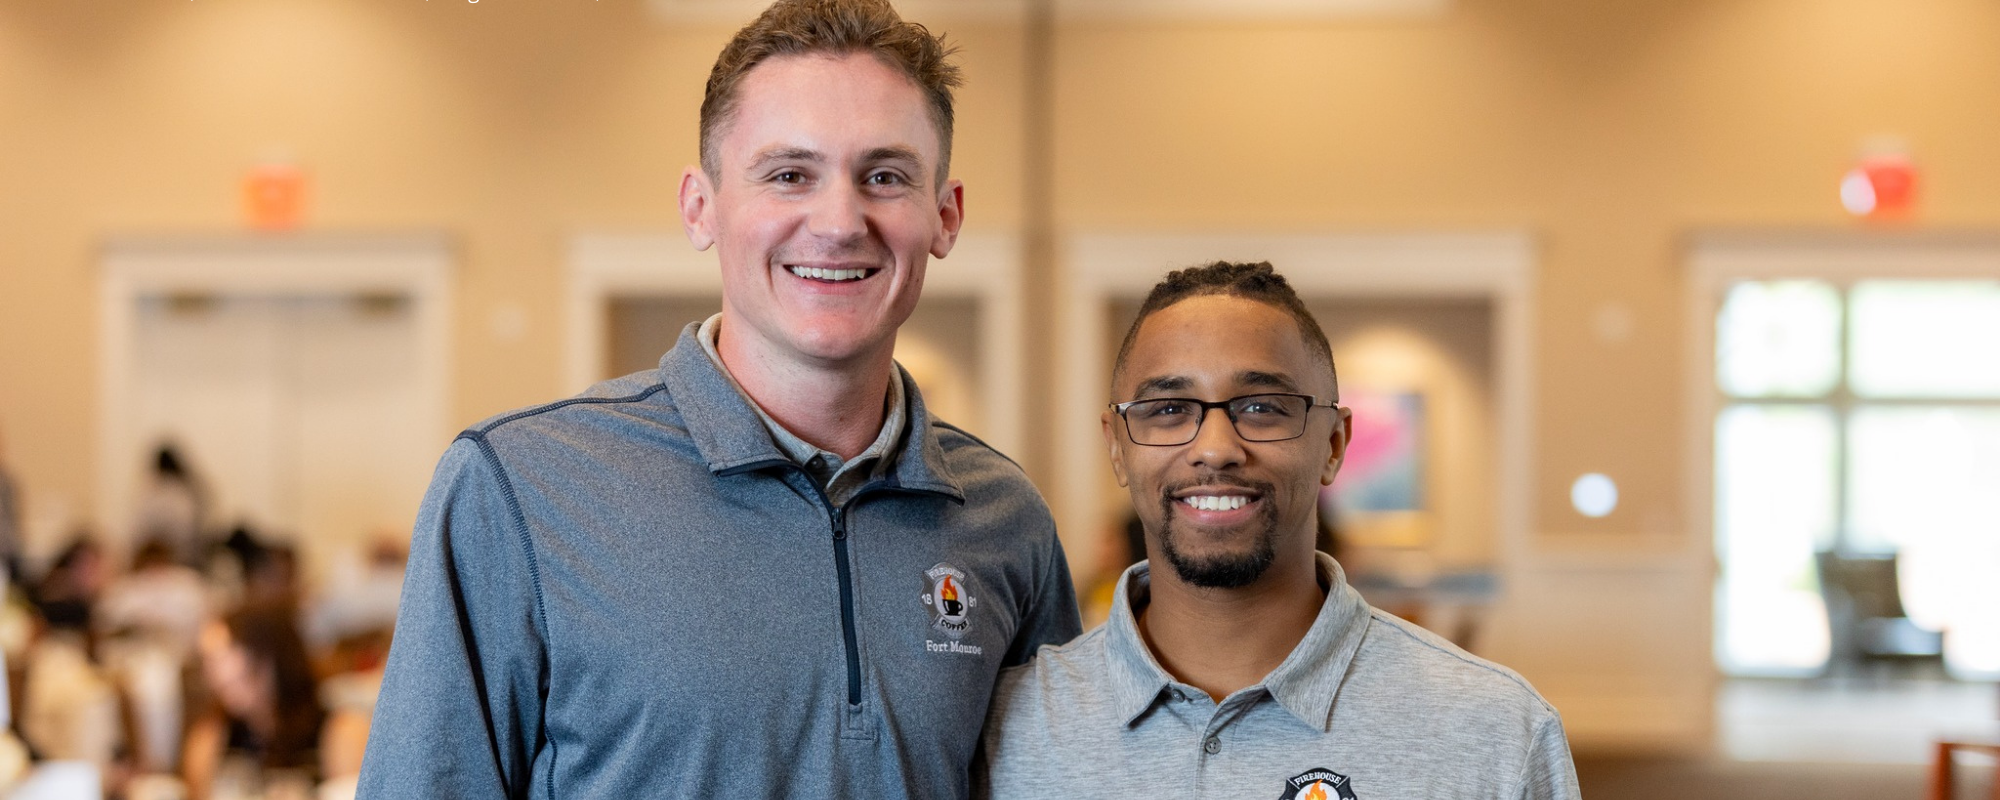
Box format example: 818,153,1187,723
921,563,979,644
1278,768,1359,800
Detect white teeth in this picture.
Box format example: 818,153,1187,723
788,266,868,281
1181,495,1248,512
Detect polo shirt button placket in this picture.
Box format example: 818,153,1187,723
1202,736,1221,755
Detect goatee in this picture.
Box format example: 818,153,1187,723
1155,475,1280,589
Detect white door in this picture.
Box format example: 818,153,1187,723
100,235,452,576
128,294,432,568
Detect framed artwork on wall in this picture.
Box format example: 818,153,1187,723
1322,388,1429,547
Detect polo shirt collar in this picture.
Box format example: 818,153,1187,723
1262,552,1371,731
1102,552,1370,732
659,321,964,503
1103,561,1178,726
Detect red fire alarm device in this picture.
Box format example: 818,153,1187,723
243,161,307,230
1840,153,1917,220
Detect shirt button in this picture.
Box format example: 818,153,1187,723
1203,737,1221,755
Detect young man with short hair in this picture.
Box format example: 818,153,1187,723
976,262,1577,799
359,2,1080,797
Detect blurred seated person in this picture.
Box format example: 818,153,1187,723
136,445,207,567
98,539,210,659
20,537,122,779
185,603,367,800
97,539,211,775
242,541,301,613
0,425,23,585
206,524,271,611
304,533,404,671
33,538,106,635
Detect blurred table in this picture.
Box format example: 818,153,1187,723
1348,568,1499,651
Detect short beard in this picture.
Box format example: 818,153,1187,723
1155,476,1280,589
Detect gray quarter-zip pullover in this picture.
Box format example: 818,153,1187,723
360,323,1082,799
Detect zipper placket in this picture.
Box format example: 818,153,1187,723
828,507,862,706
809,478,891,708
718,459,920,720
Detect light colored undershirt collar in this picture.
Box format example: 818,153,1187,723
696,313,906,502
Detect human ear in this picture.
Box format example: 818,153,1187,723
1102,409,1130,488
678,167,715,252
1321,406,1353,486
930,179,964,259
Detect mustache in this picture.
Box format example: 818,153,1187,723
1158,473,1274,506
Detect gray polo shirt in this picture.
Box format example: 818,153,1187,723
975,553,1580,800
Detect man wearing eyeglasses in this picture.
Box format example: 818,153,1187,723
974,261,1579,799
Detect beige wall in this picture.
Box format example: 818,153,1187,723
0,0,1024,538
1052,0,2000,541
6,0,2000,749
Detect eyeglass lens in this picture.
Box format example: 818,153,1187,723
1121,393,1312,446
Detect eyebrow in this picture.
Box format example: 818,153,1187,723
1130,370,1301,399
1132,375,1192,398
864,146,924,167
748,146,923,167
1239,370,1302,392
746,147,823,173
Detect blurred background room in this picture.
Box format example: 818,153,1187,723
0,0,1997,797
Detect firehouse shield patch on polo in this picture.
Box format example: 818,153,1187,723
921,563,979,648
1278,768,1359,799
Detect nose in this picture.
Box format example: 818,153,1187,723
1183,405,1247,470
806,182,867,244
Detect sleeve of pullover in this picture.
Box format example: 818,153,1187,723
1001,514,1083,667
357,436,550,800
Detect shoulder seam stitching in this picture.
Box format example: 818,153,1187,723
469,384,670,435
454,431,559,797
931,419,1027,473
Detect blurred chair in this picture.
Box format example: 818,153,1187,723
1929,736,2000,800
1815,550,1945,677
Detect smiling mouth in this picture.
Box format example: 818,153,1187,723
1179,495,1251,512
1165,474,1271,517
786,265,879,283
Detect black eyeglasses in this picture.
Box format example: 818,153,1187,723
1109,393,1338,447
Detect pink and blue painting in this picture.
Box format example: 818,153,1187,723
1322,389,1424,515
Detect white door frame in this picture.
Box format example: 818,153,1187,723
97,233,454,548
1055,231,1537,576
563,232,1028,456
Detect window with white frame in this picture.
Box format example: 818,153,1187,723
1714,278,2000,677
